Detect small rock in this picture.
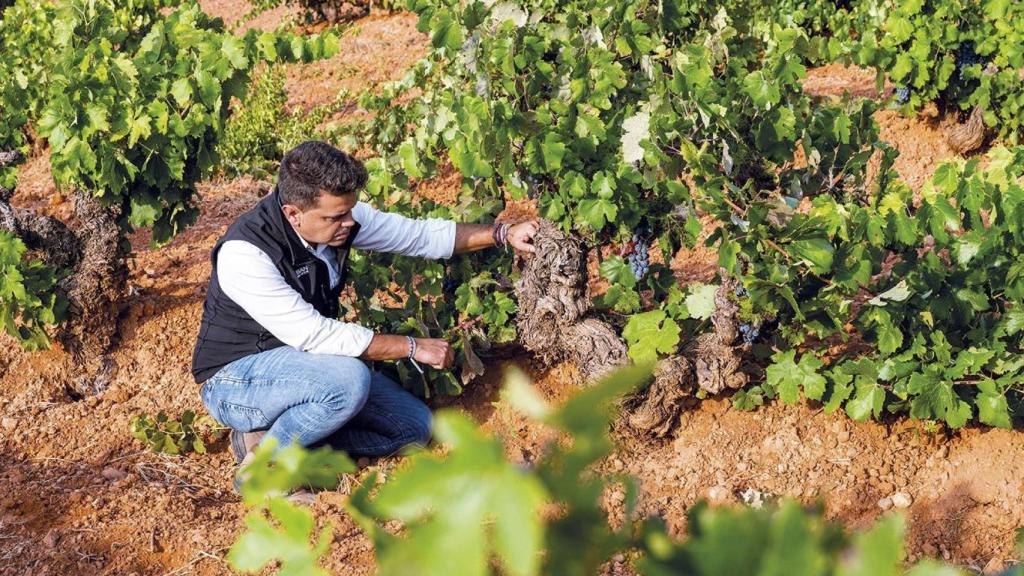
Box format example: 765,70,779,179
1,417,15,431
740,487,771,509
101,467,127,482
922,542,939,557
707,485,733,505
356,457,370,468
837,430,851,442
891,492,913,509
877,497,893,511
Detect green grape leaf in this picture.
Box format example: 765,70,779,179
845,382,885,422
171,77,192,107
599,256,637,290
685,284,717,320
577,198,617,230
823,370,854,413
222,36,249,69
359,412,547,576
838,514,904,576
756,501,828,574
976,379,1012,429
621,110,650,165
767,350,827,403
228,497,332,576
907,372,972,428
622,310,681,364
540,132,566,170
790,238,834,274
239,440,355,505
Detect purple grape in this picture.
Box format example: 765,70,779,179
895,86,910,104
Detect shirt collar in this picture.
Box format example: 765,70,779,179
288,223,333,256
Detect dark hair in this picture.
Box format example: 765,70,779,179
277,141,367,209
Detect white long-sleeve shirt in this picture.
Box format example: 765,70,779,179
216,201,456,357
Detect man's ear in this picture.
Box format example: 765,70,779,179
281,204,303,228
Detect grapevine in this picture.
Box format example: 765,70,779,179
0,0,340,352
340,0,1024,430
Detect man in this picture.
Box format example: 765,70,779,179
191,141,538,493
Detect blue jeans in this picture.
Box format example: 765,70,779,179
199,346,432,458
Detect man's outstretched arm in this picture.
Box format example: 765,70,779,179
452,221,539,254
351,202,538,257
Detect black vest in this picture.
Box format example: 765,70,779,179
191,189,359,382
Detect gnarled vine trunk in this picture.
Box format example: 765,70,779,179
60,190,127,366
513,220,628,382
1,152,125,395
303,0,371,22
513,220,750,438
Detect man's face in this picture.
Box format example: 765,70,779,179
282,191,358,247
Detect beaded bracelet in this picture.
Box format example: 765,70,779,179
492,223,511,251
406,335,424,374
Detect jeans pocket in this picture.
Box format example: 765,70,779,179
218,401,270,432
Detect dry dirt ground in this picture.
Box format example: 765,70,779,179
1,5,1022,576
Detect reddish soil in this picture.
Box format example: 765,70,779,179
804,63,890,100
1,5,1021,576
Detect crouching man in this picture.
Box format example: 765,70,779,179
191,141,538,495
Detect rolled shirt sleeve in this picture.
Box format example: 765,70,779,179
351,201,457,259
216,240,375,357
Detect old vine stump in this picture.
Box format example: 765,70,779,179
514,220,750,438
1,158,125,396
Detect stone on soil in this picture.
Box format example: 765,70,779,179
892,492,913,509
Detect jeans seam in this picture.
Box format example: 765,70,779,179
219,400,270,429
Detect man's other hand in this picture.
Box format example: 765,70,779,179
508,220,539,253
414,338,454,369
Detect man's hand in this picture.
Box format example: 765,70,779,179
414,338,454,369
362,334,453,370
507,220,539,253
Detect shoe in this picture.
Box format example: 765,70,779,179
286,489,316,506
229,429,266,464
231,429,264,493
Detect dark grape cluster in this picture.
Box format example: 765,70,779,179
442,275,459,297
628,235,650,280
894,85,910,104
627,225,651,280
734,284,760,343
956,41,984,81
738,322,760,344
